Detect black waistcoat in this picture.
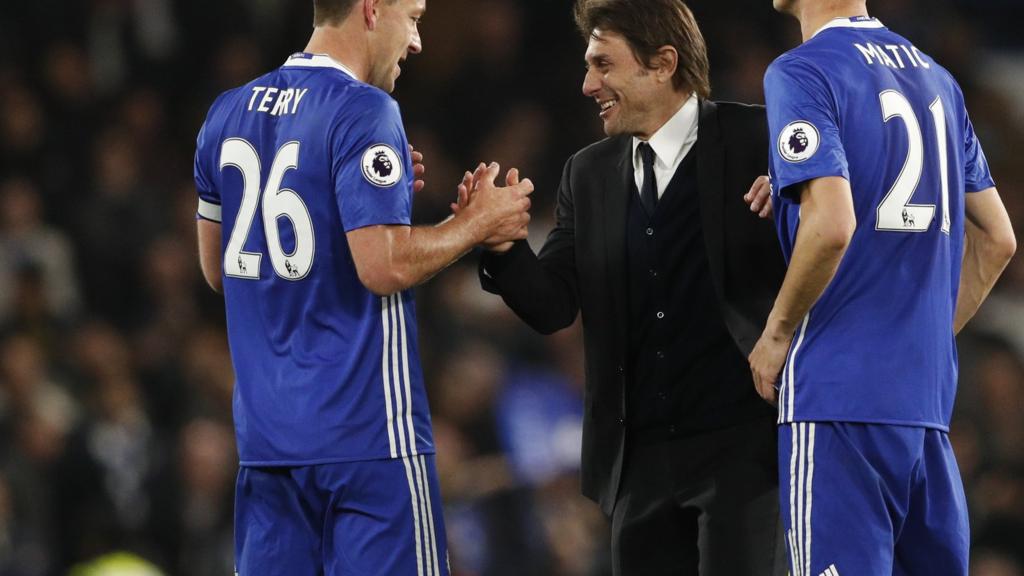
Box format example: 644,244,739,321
624,148,765,442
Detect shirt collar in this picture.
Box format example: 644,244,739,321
632,92,699,170
282,52,359,80
812,16,885,38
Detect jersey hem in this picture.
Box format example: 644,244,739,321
343,217,412,233
239,449,437,467
776,171,848,201
779,415,949,432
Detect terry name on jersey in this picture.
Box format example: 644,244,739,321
853,42,930,70
246,86,309,116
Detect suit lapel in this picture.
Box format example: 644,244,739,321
696,99,727,298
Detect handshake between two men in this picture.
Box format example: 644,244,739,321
411,143,533,254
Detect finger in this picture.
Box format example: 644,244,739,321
744,179,760,203
411,149,424,163
484,161,501,186
754,182,770,202
519,177,534,195
506,167,520,187
759,206,772,219
471,163,487,189
746,175,769,202
413,179,425,194
459,172,474,202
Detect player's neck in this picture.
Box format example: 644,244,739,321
796,2,869,42
304,25,370,83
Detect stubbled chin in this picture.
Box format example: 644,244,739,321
601,117,624,136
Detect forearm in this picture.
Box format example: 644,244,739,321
369,214,484,295
400,216,482,286
765,177,855,337
954,222,1014,334
954,187,1017,334
480,240,580,334
765,217,850,337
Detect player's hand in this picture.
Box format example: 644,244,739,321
451,164,483,215
744,175,773,219
748,325,793,406
409,144,425,194
461,162,532,249
483,168,528,253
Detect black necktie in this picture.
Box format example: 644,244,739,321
638,142,657,216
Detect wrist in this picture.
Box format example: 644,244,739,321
486,241,515,254
764,313,797,341
455,205,490,245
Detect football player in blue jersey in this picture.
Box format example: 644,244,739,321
192,0,533,574
749,1,1016,575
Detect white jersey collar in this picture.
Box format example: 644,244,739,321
283,53,359,80
812,16,885,39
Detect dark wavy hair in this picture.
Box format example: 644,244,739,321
574,0,711,98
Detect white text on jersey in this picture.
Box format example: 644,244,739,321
853,43,930,70
247,87,309,116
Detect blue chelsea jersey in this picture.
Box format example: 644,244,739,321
765,18,995,429
194,53,434,465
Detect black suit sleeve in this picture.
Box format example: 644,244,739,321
479,154,580,334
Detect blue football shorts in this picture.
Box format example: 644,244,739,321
234,454,449,576
780,422,969,576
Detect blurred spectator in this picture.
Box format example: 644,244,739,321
171,419,234,576
0,177,81,332
77,126,166,328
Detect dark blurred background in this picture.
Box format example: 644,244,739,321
0,0,1021,574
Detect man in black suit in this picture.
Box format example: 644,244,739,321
472,0,788,574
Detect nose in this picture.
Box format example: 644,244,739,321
409,28,422,55
582,67,600,98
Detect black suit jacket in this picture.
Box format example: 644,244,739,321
479,100,786,515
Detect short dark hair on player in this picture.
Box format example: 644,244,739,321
313,0,359,26
574,0,711,99
313,0,399,26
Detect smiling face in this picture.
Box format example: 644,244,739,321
582,29,671,139
368,0,424,92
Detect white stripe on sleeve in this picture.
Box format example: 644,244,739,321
197,198,222,222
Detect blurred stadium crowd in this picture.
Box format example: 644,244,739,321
0,0,1021,574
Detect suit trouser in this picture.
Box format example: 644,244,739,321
611,415,787,576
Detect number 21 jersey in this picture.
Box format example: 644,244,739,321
765,18,995,429
194,53,434,465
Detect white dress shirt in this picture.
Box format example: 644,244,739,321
631,93,699,200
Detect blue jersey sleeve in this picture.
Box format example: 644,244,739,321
330,90,412,232
963,113,995,193
194,98,224,223
765,54,849,201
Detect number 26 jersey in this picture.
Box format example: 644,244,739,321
194,53,434,465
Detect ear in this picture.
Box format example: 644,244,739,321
364,0,381,30
653,45,679,84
